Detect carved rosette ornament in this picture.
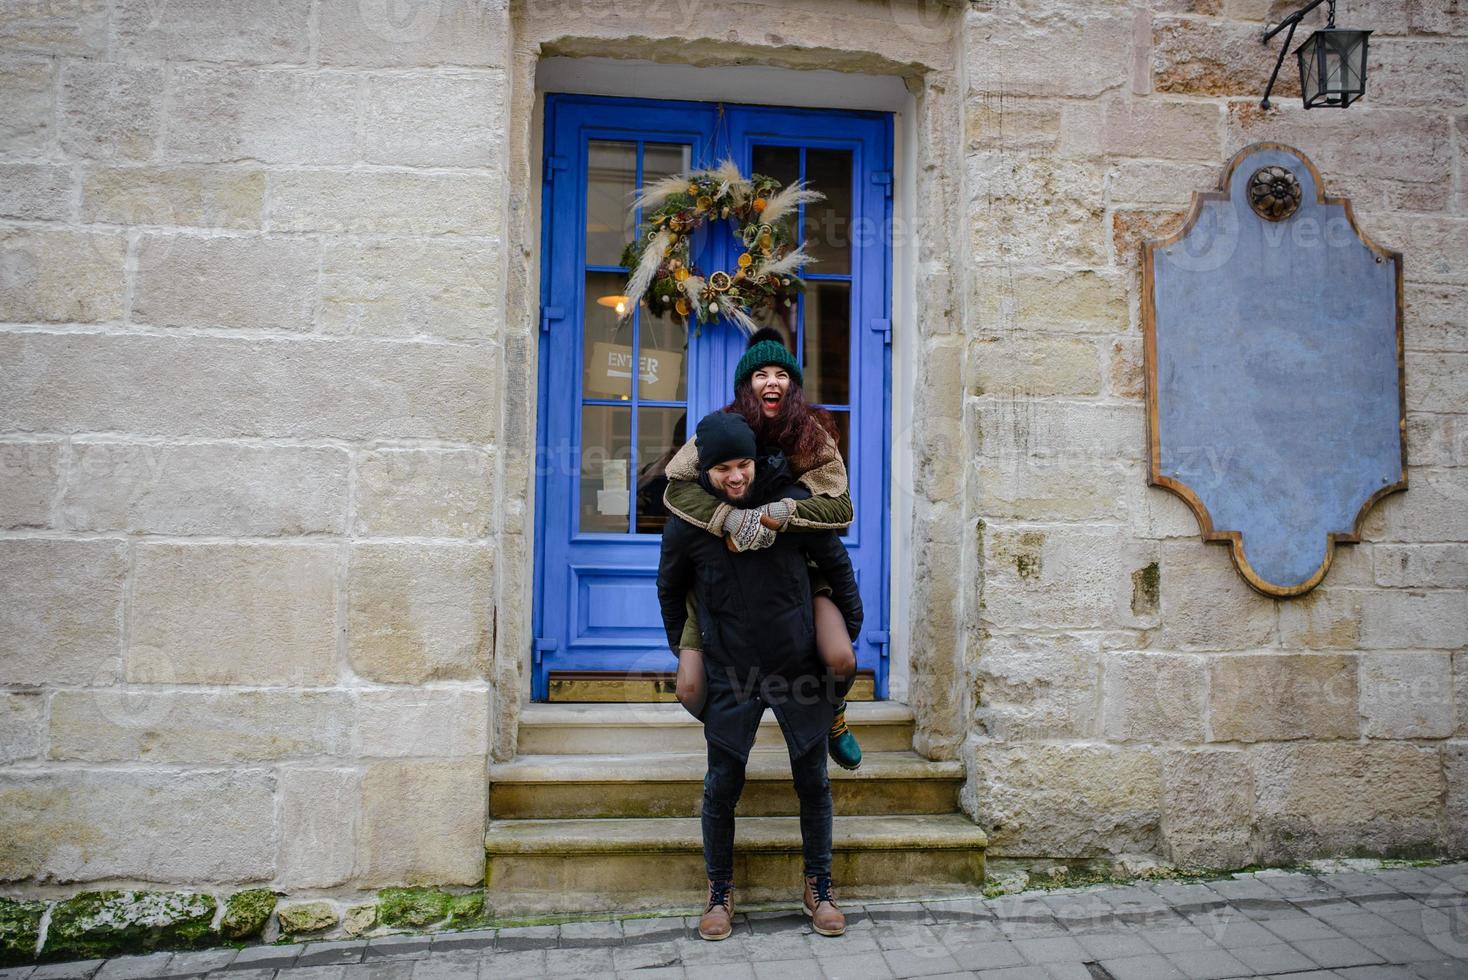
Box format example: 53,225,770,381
1247,165,1302,221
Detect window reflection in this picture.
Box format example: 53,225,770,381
635,408,687,534
825,410,849,465
586,140,636,266
643,143,691,187
583,270,633,400
806,149,852,275
638,298,688,403
804,282,850,405
579,404,631,533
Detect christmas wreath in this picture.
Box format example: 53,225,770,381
618,158,824,335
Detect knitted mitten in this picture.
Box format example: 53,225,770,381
723,507,777,552
759,497,797,531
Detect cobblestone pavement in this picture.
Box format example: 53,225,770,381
5,865,1468,980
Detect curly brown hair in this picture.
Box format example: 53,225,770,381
726,377,838,473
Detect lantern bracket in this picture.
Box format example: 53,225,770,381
1259,0,1334,109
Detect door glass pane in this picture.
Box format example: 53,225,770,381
586,140,636,266
582,270,633,400
750,145,801,265
580,404,631,533
643,142,691,186
751,145,799,190
635,407,688,535
804,282,850,405
805,149,852,275
750,298,797,350
638,300,688,402
824,410,849,465
749,145,803,354
639,142,692,380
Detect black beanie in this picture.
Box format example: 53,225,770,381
695,411,756,471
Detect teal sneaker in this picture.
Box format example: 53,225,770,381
828,702,862,770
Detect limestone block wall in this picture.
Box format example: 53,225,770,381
0,0,513,894
959,0,1468,869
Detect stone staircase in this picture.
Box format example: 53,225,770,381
484,701,987,917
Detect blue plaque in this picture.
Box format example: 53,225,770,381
1143,143,1406,597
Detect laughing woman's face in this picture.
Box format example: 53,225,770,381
750,366,792,418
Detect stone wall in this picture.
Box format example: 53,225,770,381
960,0,1468,870
0,0,511,898
0,0,1464,911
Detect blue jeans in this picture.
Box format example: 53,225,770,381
702,735,832,881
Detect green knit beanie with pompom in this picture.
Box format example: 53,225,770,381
733,328,803,389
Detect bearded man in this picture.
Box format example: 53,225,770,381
656,410,862,941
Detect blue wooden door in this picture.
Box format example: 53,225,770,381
534,94,892,700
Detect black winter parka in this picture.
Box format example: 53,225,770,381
656,449,863,762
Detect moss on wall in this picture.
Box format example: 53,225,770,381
0,898,45,966
42,891,215,962
377,888,453,929
276,901,337,936
447,892,484,928
219,889,277,941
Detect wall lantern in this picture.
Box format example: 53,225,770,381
1260,0,1371,109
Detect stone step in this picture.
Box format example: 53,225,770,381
513,700,915,755
484,813,987,917
488,749,964,818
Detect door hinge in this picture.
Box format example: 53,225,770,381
871,170,893,199
533,637,558,667
540,306,565,335
869,318,891,345
543,154,568,184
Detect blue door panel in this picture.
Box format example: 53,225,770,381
534,94,892,700
577,568,663,635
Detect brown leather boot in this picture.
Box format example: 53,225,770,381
803,873,846,936
698,878,734,940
